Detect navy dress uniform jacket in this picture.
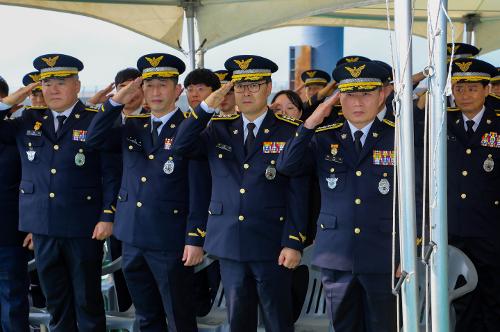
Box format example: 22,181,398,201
85,102,207,252
446,106,500,238
277,118,400,274
0,102,119,237
172,107,309,262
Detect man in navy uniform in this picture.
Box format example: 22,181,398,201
173,55,309,332
491,67,500,96
214,70,237,116
277,61,400,332
0,77,29,332
447,42,480,61
22,71,46,108
446,58,500,332
486,67,500,111
85,53,206,332
300,69,336,120
0,54,119,332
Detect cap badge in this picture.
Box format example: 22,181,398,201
145,56,164,67
41,56,59,67
345,64,366,78
234,58,253,70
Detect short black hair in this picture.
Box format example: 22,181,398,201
0,76,9,98
271,90,304,113
184,68,221,91
115,68,141,86
454,79,490,87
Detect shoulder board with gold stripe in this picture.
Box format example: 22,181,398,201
126,114,150,119
211,113,240,121
447,107,460,112
315,122,343,133
496,112,500,117
274,113,302,126
24,106,48,111
489,93,500,100
85,106,99,112
383,119,395,127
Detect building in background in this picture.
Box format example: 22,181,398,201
289,27,343,96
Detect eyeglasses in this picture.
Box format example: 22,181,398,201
234,82,267,93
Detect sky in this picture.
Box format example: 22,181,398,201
0,4,498,94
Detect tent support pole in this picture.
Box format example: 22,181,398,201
393,0,420,330
185,1,197,71
428,0,450,331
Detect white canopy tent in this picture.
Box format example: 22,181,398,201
0,0,385,69
0,0,498,70
279,0,500,54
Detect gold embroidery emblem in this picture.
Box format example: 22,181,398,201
216,72,228,81
306,71,316,78
234,58,253,70
145,56,164,68
29,73,40,82
456,61,472,72
345,64,366,78
41,56,59,67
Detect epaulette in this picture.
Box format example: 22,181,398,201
126,114,150,119
383,119,395,127
489,93,500,100
24,106,48,111
211,113,240,121
85,106,99,112
447,107,460,112
274,113,302,126
315,122,343,133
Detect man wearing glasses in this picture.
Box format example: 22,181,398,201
173,55,309,332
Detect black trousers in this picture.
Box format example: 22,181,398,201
33,234,105,332
450,235,500,332
321,269,396,332
219,258,294,332
122,243,197,332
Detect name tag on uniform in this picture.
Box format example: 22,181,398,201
126,137,142,147
72,130,87,142
26,130,42,137
373,150,395,166
325,155,343,163
481,132,500,148
164,138,173,150
263,142,285,154
216,143,232,152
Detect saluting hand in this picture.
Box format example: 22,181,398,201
278,247,302,269
318,81,338,99
204,82,234,109
0,82,39,107
182,245,204,266
304,91,340,129
23,233,34,250
111,77,142,105
88,82,115,105
92,221,113,240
